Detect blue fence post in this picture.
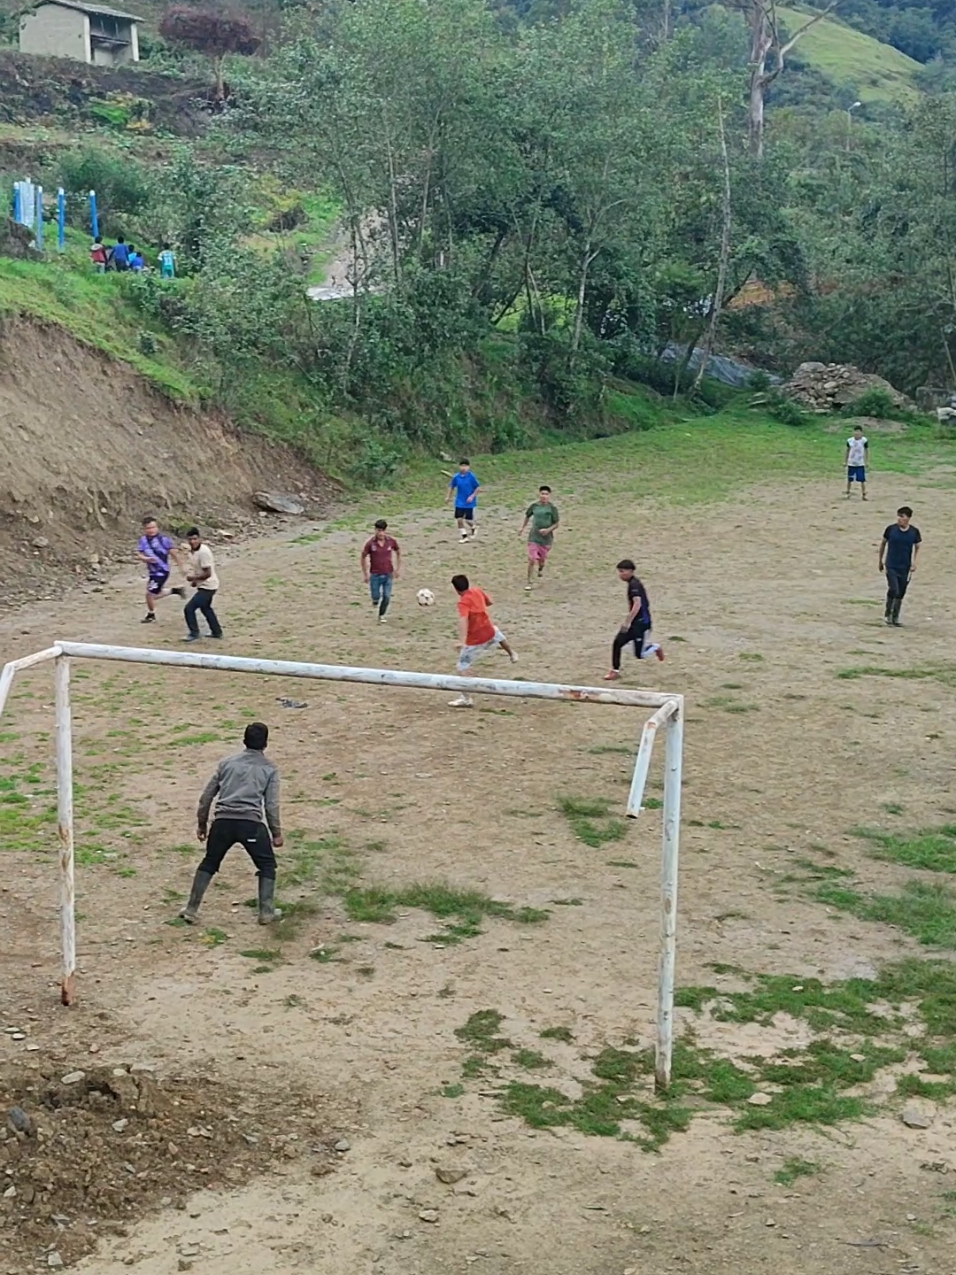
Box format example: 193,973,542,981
57,188,66,251
35,186,43,253
12,182,21,226
89,190,98,239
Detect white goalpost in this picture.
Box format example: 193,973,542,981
0,641,684,1089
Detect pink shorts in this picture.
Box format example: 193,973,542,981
527,542,550,563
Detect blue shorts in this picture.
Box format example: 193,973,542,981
146,571,170,596
847,466,866,483
454,506,475,521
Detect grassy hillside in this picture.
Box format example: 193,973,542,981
779,4,922,104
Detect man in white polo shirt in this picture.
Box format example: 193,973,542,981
183,527,223,642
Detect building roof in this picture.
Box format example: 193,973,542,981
35,0,143,20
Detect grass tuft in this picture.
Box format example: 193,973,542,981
851,824,956,873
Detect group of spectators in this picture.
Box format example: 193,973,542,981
90,236,176,277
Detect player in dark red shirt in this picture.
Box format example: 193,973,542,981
361,519,401,622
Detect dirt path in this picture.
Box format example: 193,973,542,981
1,475,955,1273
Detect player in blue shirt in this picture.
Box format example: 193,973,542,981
445,458,481,541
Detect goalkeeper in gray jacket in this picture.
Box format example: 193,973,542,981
179,721,285,926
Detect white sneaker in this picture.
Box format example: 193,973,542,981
460,531,468,542
509,652,519,664
448,695,473,707
379,615,387,624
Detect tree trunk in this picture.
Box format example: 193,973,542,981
693,98,732,392
213,54,225,102
383,122,402,287
571,236,598,356
747,6,772,158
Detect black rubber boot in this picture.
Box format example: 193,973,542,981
891,599,903,626
258,876,282,925
179,869,213,924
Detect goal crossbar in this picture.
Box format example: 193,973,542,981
0,642,684,1090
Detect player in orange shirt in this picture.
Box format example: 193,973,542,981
449,574,518,707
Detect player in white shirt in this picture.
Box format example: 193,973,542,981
845,426,868,500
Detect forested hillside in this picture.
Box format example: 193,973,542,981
2,0,956,478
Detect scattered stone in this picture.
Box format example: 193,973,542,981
25,1044,39,1053
783,362,911,414
334,1138,351,1153
3,1185,16,1199
435,1166,467,1185
47,1255,63,1269
902,1104,933,1130
254,492,305,516
60,1072,84,1085
10,1033,25,1041
112,1119,129,1133
178,1262,193,1273
32,537,49,549
747,1092,773,1106
7,1106,33,1135
418,1209,439,1223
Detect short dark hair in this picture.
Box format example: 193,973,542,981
539,484,551,493
142,515,156,526
186,526,201,538
117,236,125,243
451,574,469,593
459,458,470,466
374,518,388,530
244,722,269,750
616,559,636,572
897,506,913,517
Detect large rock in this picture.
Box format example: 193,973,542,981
784,362,912,413
254,492,305,515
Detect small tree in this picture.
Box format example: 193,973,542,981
159,6,261,101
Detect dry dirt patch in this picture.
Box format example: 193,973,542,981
0,1058,339,1270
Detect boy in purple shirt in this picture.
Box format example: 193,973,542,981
136,516,185,624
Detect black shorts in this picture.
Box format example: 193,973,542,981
146,572,170,596
454,506,474,521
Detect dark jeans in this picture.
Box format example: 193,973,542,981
185,588,222,637
198,817,276,880
885,567,910,619
369,572,393,616
612,620,648,670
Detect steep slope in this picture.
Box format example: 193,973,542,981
779,4,922,104
0,318,333,605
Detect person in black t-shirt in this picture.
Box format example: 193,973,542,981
604,559,664,679
879,505,922,626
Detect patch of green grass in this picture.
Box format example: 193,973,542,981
643,797,663,810
512,1048,550,1070
559,796,613,818
552,897,584,906
701,696,759,714
455,1009,512,1053
818,879,956,949
607,859,639,869
851,824,956,873
587,745,633,755
734,1085,867,1132
201,928,228,948
240,947,282,963
739,652,764,662
882,802,905,815
442,1083,465,1098
342,879,549,943
774,1157,821,1186
836,663,956,687
539,1026,574,1043
309,945,340,963
558,795,627,848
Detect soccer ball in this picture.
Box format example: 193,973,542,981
417,588,435,607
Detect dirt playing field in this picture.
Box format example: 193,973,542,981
2,445,956,1275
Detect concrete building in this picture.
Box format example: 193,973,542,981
19,1,141,66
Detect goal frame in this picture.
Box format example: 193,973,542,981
0,642,683,1090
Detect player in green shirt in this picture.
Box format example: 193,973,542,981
518,486,559,590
